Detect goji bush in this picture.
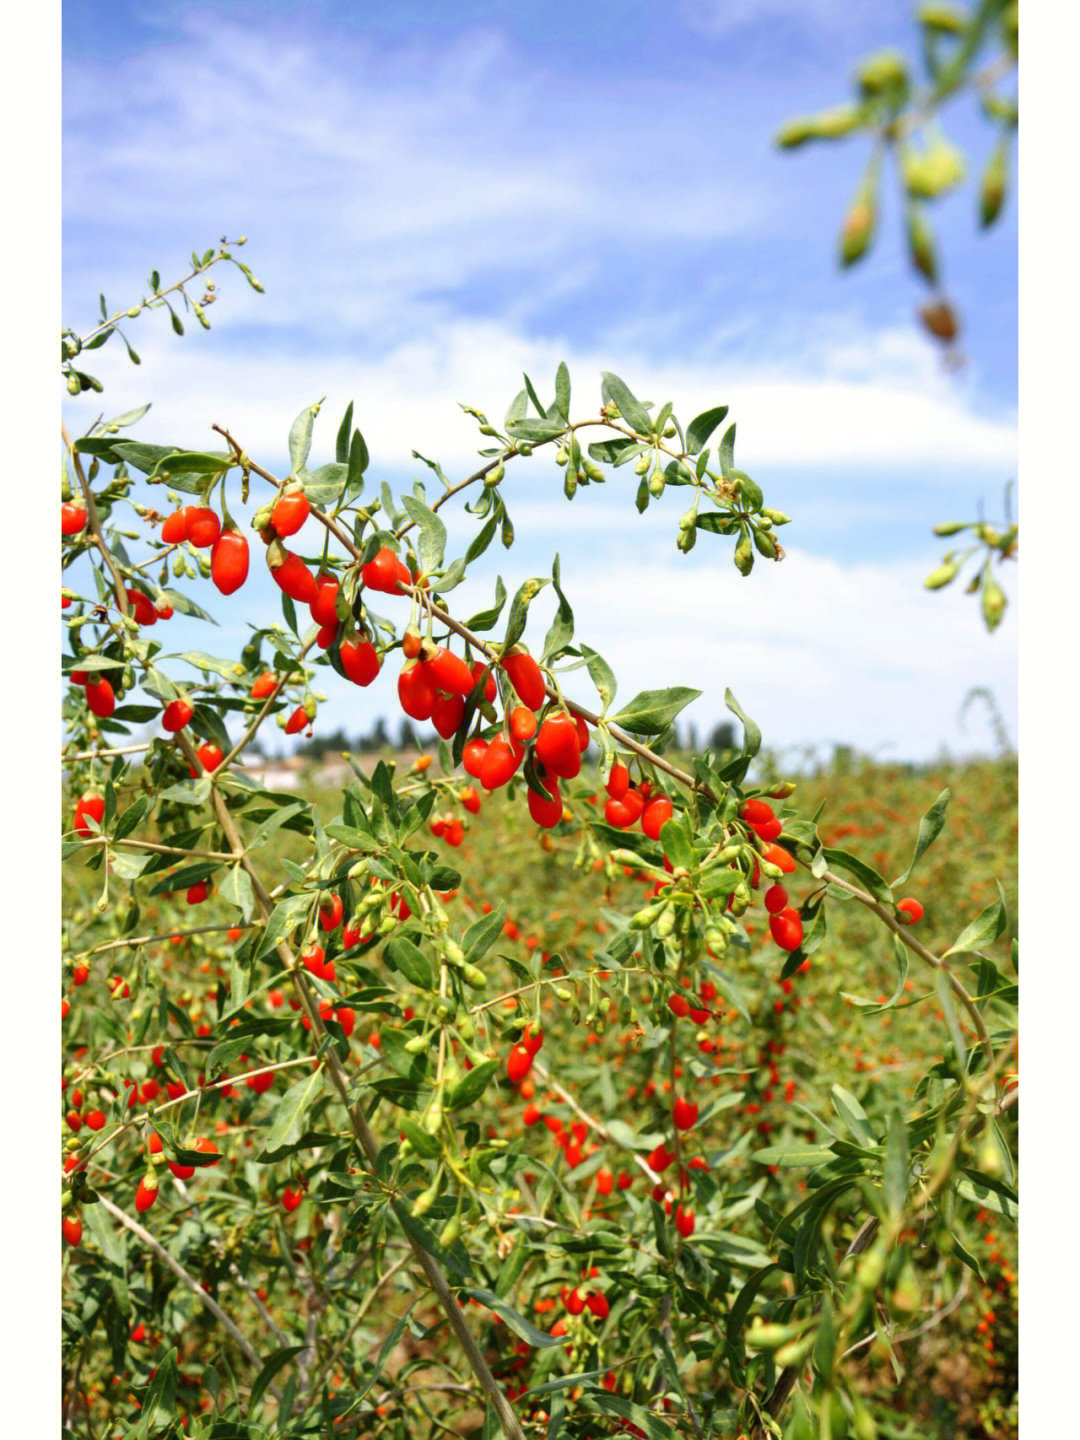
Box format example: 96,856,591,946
61,249,1017,1440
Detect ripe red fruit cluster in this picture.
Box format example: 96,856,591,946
603,764,672,842
897,896,924,924
739,797,783,843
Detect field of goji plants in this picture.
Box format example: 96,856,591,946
62,742,1017,1440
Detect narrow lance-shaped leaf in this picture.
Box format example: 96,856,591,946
612,685,700,737
580,644,617,712
686,404,729,455
263,1066,323,1154
288,399,323,475
894,788,950,887
542,554,574,661
945,891,1007,957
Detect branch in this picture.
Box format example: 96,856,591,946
96,1193,282,1402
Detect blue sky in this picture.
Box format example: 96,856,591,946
62,0,1017,761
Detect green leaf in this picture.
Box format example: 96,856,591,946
263,1067,323,1155
659,815,693,871
588,437,639,466
151,450,232,478
324,824,381,853
725,1263,782,1385
829,1085,877,1149
955,1174,1017,1221
724,688,761,761
130,1346,178,1440
288,400,323,474
613,685,700,737
460,1288,563,1348
248,1345,305,1414
542,555,574,661
466,575,507,633
580,644,617,712
579,1390,673,1440
354,1301,421,1403
463,905,506,964
553,361,571,421
385,936,435,991
884,1110,908,1220
822,848,894,906
108,441,182,474
506,417,566,443
718,422,736,475
753,1145,837,1167
176,650,246,681
601,372,653,435
400,1117,442,1158
254,893,312,961
400,494,448,572
686,404,729,454
448,1059,499,1111
347,428,370,490
502,576,548,653
300,461,348,506
219,864,256,921
841,933,910,1014
335,401,354,463
894,788,950,887
945,893,1007,957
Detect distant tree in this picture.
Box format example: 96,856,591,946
708,721,736,752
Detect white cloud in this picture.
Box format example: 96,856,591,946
66,309,1016,480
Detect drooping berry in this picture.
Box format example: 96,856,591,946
309,573,340,627
85,676,116,718
361,546,411,594
527,771,563,828
398,660,437,721
641,795,674,840
340,637,380,687
270,550,318,605
672,1096,699,1131
162,699,194,733
769,907,804,952
135,1177,159,1213
502,648,546,710
764,884,788,915
535,713,582,778
73,791,105,837
319,894,344,931
270,485,310,538
61,503,88,536
211,530,249,595
161,508,190,543
185,507,221,549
